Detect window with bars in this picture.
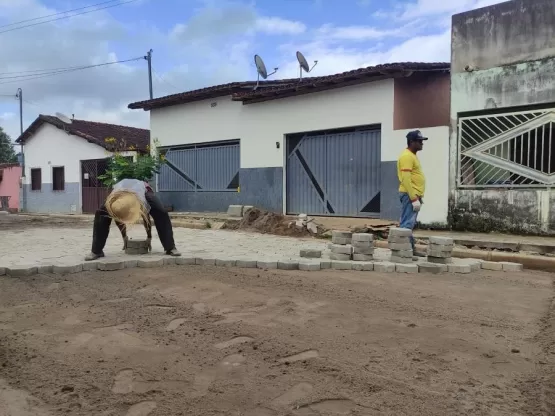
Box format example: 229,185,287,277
31,168,41,191
458,109,555,187
52,166,65,191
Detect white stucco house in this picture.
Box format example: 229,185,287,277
16,114,149,214
129,62,451,224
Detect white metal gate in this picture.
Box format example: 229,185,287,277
458,108,555,187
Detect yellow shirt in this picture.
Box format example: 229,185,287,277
397,148,425,199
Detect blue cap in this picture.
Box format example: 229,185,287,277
406,130,428,141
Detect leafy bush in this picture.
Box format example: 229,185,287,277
98,137,165,187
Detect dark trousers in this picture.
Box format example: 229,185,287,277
91,191,175,254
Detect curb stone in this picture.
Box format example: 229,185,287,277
330,253,352,261
299,261,321,271
331,261,352,270
196,258,216,266
53,264,83,275
98,260,125,271
38,264,54,273
278,261,299,270
236,259,257,268
257,261,278,270
82,262,98,271
7,266,38,277
448,264,471,274
418,263,443,274
374,262,395,273
138,259,164,268
124,260,138,268
352,262,374,271
396,264,418,273
215,259,237,267
501,262,523,272
481,261,503,271
176,257,196,265
163,258,177,266
320,260,331,269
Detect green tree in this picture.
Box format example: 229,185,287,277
0,127,17,164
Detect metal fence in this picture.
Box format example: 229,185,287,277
158,141,240,192
458,109,555,188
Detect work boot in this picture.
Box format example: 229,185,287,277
85,252,105,261
166,248,181,257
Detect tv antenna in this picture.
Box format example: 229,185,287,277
296,51,318,81
55,112,72,124
254,54,278,90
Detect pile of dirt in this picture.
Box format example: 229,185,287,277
224,207,312,237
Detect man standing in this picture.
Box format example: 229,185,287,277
397,130,427,255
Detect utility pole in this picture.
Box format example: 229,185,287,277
145,49,153,99
16,88,24,176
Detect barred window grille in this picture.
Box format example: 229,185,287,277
158,140,240,192
458,109,555,187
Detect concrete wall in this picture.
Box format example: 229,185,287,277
449,0,555,234
21,123,108,213
0,165,21,211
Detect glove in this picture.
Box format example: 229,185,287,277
411,198,421,212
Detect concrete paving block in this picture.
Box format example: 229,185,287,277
53,264,83,275
138,258,164,268
300,249,322,259
396,263,419,274
215,258,237,267
330,244,353,255
227,205,243,217
257,261,278,269
427,256,452,264
352,262,374,271
331,237,352,245
374,262,395,273
427,250,452,258
7,265,38,277
352,247,374,255
391,249,413,258
388,242,412,251
98,260,125,271
176,257,196,265
353,254,374,262
388,235,411,244
299,261,321,271
331,261,352,270
163,257,177,266
329,253,352,261
388,227,412,237
196,258,216,266
332,230,352,239
390,255,412,264
320,260,331,269
278,261,299,270
501,262,524,272
242,205,254,215
418,263,444,274
352,233,374,242
481,261,503,271
429,236,454,245
124,260,138,269
448,264,471,274
236,259,258,268
38,264,54,273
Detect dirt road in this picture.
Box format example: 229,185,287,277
0,266,553,415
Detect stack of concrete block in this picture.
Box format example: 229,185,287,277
427,236,454,264
330,231,353,261
352,233,374,261
388,228,413,264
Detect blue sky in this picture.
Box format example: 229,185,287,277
0,0,504,140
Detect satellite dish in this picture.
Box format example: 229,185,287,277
254,54,268,79
296,51,318,81
253,54,278,90
55,112,72,124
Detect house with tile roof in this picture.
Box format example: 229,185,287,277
15,114,149,214
129,62,451,224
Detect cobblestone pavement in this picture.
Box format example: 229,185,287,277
1,226,393,268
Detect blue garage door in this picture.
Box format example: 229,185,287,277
286,128,381,217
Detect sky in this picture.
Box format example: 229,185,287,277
0,0,507,141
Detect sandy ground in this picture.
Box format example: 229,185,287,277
0,266,554,416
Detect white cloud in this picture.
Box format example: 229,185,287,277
255,17,306,35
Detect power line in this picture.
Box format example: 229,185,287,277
0,0,122,30
0,57,143,85
152,68,181,92
0,0,141,35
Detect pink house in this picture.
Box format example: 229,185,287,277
0,163,21,212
